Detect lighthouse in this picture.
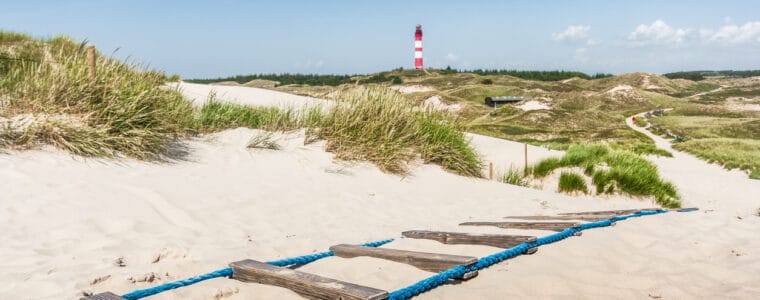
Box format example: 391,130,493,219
414,24,423,70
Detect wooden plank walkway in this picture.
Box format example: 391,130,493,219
402,230,536,249
330,244,479,280
503,214,616,222
84,207,686,300
230,259,388,300
81,292,125,300
459,221,580,232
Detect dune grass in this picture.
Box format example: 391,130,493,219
633,117,648,127
247,131,281,150
558,171,588,194
529,144,680,207
195,96,322,132
499,167,530,187
1,32,194,160
309,87,482,176
672,138,760,179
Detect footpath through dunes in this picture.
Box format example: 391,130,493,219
0,84,758,299
626,112,760,214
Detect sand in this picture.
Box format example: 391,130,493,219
1,85,759,299
389,85,436,94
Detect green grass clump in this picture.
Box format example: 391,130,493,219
309,87,482,176
499,167,529,186
529,144,680,207
558,171,588,194
633,117,648,127
1,32,194,160
631,143,673,157
247,131,281,150
531,157,562,177
751,169,760,180
195,97,322,132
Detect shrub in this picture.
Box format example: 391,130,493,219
391,76,403,84
480,78,493,85
558,171,588,194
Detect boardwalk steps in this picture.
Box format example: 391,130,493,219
330,244,479,280
230,259,388,300
401,230,538,254
503,214,617,222
459,221,581,232
84,208,695,300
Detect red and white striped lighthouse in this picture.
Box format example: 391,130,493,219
414,24,423,70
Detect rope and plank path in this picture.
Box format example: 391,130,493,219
84,207,698,300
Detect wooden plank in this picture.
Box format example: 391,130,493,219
558,208,652,216
330,244,476,273
81,292,126,300
503,214,616,222
401,230,535,248
459,221,580,232
524,247,538,255
230,259,387,300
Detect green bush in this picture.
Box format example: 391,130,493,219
480,78,493,85
558,171,588,194
529,143,680,207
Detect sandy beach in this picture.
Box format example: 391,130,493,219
1,84,759,299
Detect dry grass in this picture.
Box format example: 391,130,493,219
309,87,482,176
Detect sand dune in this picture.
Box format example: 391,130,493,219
1,85,758,299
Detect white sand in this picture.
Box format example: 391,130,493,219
422,95,461,112
515,100,551,111
173,82,328,109
1,86,759,299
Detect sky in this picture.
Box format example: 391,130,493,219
2,0,760,78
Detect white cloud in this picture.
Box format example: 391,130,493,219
701,21,760,44
553,25,597,45
446,53,458,61
627,20,692,46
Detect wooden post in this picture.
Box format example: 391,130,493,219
86,45,96,80
524,143,528,169
489,162,493,180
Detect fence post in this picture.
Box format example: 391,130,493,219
489,162,493,180
524,143,528,169
86,45,96,80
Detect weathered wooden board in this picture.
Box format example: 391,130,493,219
330,244,478,277
81,292,126,300
558,208,653,216
503,214,616,222
230,259,388,300
459,221,580,232
401,230,536,248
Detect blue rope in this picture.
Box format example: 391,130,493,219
387,208,692,299
121,238,394,300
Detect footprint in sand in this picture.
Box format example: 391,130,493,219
90,274,111,285
213,287,240,299
152,248,190,263
129,272,161,283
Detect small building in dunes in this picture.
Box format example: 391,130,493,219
484,96,527,108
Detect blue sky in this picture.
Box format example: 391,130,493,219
3,0,760,78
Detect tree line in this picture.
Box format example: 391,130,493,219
663,70,760,81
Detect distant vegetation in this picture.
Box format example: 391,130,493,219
437,66,613,81
663,70,760,81
187,68,613,86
